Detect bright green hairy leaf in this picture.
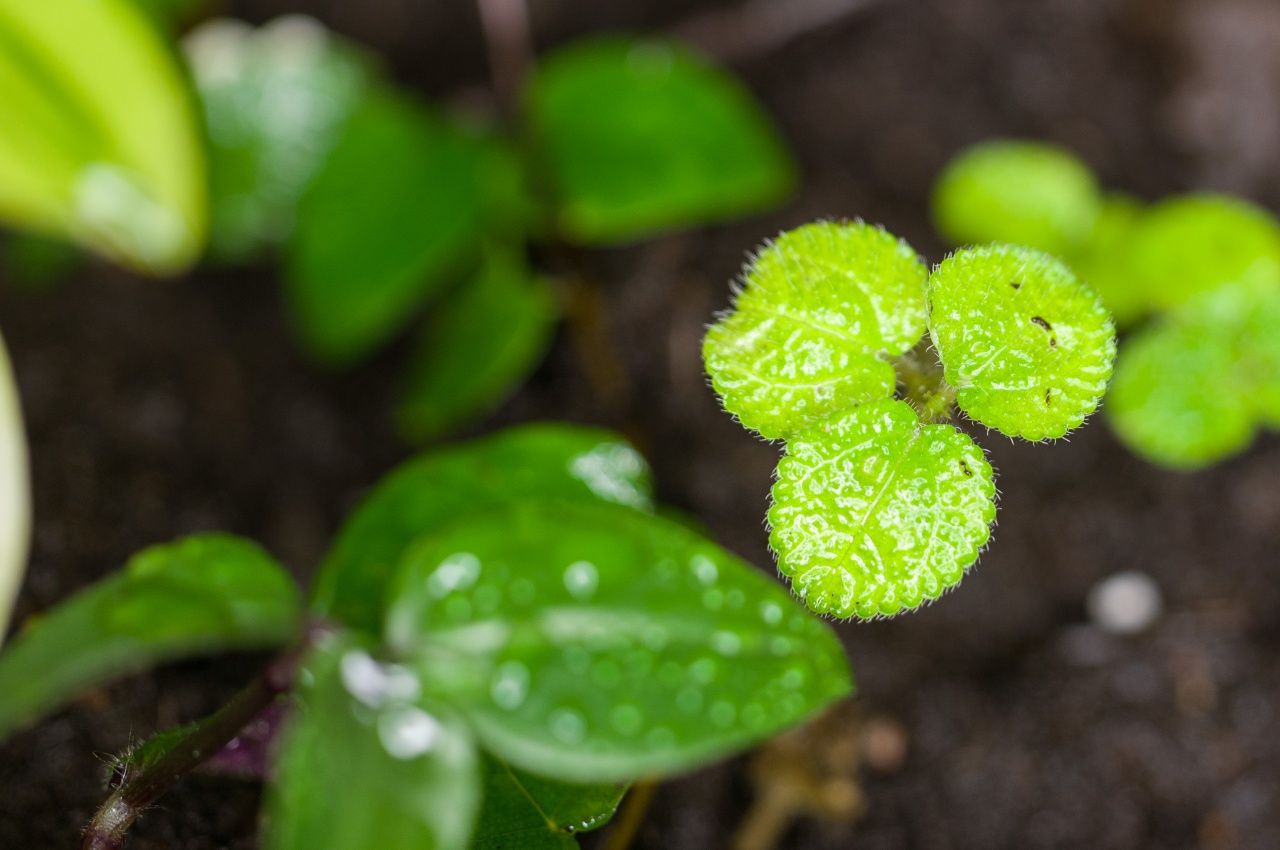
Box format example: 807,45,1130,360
0,0,205,273
0,331,28,643
768,399,995,620
472,755,625,850
0,534,299,740
526,37,794,245
310,424,653,634
286,90,493,364
398,249,558,442
1107,279,1280,469
928,245,1116,441
385,500,851,783
185,16,373,262
1126,194,1280,311
703,221,928,439
1073,194,1148,327
932,140,1101,257
265,634,479,850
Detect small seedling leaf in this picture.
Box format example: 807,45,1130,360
471,755,626,849
0,534,300,740
932,140,1101,257
185,16,373,262
397,248,558,442
928,245,1116,440
526,37,794,245
264,634,480,850
385,501,851,783
768,399,996,619
1108,279,1280,469
703,221,928,439
286,90,494,364
310,424,654,634
1126,193,1280,311
0,332,28,644
0,0,206,273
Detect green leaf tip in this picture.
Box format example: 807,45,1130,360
768,399,996,620
928,244,1117,441
931,139,1101,257
702,220,928,439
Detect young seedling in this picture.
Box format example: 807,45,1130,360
933,139,1280,469
703,220,1116,619
0,424,851,849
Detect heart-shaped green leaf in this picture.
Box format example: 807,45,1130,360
264,634,479,850
310,424,653,634
0,332,28,644
526,37,794,245
184,16,373,263
0,0,205,273
932,139,1101,257
768,399,996,619
703,221,928,439
385,501,851,783
472,755,625,849
397,248,558,442
0,534,300,740
928,245,1116,441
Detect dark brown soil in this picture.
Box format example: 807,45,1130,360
4,0,1280,848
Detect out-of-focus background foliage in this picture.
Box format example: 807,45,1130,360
2,0,1279,847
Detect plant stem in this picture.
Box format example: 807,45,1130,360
80,647,304,850
475,0,534,116
602,780,658,850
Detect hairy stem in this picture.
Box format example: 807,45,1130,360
80,645,306,850
475,0,534,116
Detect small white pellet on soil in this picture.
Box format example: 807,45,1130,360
1087,570,1163,635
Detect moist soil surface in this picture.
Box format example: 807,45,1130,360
3,0,1280,847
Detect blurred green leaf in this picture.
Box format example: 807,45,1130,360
932,139,1101,257
185,16,373,262
1126,194,1280,311
0,534,300,740
2,232,83,291
0,331,28,645
265,634,479,850
286,91,494,364
0,0,206,273
310,424,653,634
526,37,794,245
131,0,205,31
397,249,557,442
471,755,625,849
1108,314,1253,470
385,500,852,783
1072,194,1146,326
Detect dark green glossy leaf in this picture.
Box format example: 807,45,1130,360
526,37,794,245
286,90,493,364
0,0,205,273
397,249,557,442
264,634,479,850
0,534,299,739
310,424,653,634
471,755,625,849
386,501,852,783
184,16,373,262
